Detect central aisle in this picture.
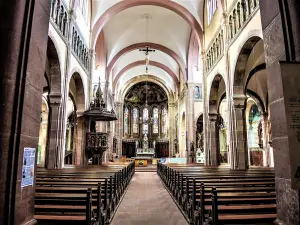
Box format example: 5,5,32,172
111,172,188,225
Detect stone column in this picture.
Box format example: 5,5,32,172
258,0,300,221
75,117,85,165
168,103,176,156
107,121,114,161
186,84,195,162
268,62,300,225
0,1,51,224
208,114,219,166
46,93,62,169
261,112,269,167
233,96,248,170
115,102,124,157
201,51,210,165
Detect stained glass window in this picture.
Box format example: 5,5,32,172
162,107,168,135
133,108,139,134
124,107,129,134
143,108,149,134
153,108,159,134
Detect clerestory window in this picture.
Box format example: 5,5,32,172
207,0,218,25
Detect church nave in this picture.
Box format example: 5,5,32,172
111,172,187,225
1,0,300,224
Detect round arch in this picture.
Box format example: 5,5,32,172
246,89,265,113
208,74,226,114
117,75,175,103
68,72,86,115
107,42,187,80
92,0,203,50
232,34,263,96
47,37,62,94
112,60,179,92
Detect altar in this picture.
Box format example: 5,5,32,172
136,148,155,158
133,134,155,167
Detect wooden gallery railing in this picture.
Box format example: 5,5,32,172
86,162,135,225
157,163,219,225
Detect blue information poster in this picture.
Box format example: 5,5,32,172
21,148,36,188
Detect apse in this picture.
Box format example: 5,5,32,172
122,81,169,158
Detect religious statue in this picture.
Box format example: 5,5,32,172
197,132,204,152
174,138,178,154
190,141,195,152
268,119,272,147
258,121,263,148
143,134,149,150
190,141,195,163
113,136,118,153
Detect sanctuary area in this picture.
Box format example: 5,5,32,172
0,0,300,225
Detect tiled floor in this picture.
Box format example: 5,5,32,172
111,172,188,225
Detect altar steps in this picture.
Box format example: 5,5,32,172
135,166,157,172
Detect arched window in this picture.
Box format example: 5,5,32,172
162,107,168,135
124,107,129,135
132,107,139,134
143,108,149,134
78,0,89,24
207,0,218,24
153,107,159,134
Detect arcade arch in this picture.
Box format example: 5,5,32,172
232,36,272,169
65,73,86,165
43,37,63,169
208,74,227,166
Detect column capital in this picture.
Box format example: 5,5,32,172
168,102,176,108
233,94,247,108
68,9,77,21
115,102,124,107
263,112,269,117
48,92,62,105
208,113,218,122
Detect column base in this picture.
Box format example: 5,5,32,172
275,177,299,225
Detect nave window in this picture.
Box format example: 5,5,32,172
207,0,218,24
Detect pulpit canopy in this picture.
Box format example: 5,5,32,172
83,79,117,121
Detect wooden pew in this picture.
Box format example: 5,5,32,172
157,163,276,225
35,162,135,224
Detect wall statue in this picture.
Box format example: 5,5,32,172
268,119,272,147
197,132,204,152
257,121,263,148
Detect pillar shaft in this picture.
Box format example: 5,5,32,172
46,94,62,169
233,99,248,170
115,102,124,157
168,103,176,156
208,114,219,166
0,1,51,224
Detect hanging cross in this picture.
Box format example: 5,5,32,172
139,46,155,55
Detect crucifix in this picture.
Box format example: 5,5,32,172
139,46,155,55
139,46,155,67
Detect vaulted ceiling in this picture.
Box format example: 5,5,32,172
91,0,205,95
